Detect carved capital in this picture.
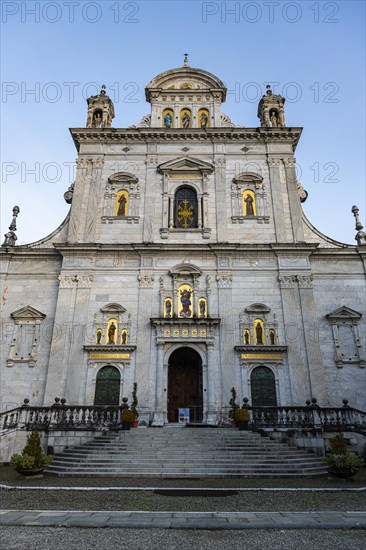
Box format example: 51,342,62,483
58,275,78,288
283,157,297,168
138,274,155,288
297,275,313,289
146,156,158,167
214,157,226,168
216,273,233,288
77,275,93,288
268,156,282,168
278,275,296,289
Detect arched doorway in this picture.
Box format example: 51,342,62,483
250,366,277,406
168,347,202,423
94,366,121,406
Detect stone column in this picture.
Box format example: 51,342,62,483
267,157,288,242
278,275,311,403
143,154,158,242
44,274,78,403
152,342,165,426
202,362,208,422
297,275,326,403
284,157,305,242
206,342,217,424
214,156,228,241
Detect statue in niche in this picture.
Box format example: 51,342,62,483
180,289,192,317
108,322,116,344
200,112,208,128
117,194,127,216
255,322,264,344
199,300,206,317
96,330,102,344
121,331,127,344
270,331,276,345
164,112,173,128
270,110,278,128
244,331,250,345
165,300,172,318
182,112,191,128
93,111,102,128
244,194,255,216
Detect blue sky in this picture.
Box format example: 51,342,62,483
1,0,365,244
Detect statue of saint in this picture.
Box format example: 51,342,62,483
255,322,263,344
96,330,102,344
244,194,255,216
200,112,208,128
180,289,192,317
165,300,172,317
182,112,191,128
108,322,116,344
93,112,102,128
164,112,173,128
121,331,127,344
270,110,278,128
244,331,250,345
199,300,206,317
270,331,275,345
117,194,127,216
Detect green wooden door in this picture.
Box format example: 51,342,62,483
250,366,277,406
94,366,121,406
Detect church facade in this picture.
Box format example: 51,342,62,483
1,61,365,424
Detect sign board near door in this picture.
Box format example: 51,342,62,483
178,408,190,424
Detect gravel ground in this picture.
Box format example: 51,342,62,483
1,527,365,550
2,488,365,512
1,466,366,488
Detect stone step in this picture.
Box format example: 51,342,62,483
46,427,327,478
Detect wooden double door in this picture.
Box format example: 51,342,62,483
167,347,203,423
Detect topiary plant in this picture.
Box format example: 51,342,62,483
121,409,135,423
10,431,52,474
131,382,139,419
325,434,364,478
234,407,250,423
229,387,239,420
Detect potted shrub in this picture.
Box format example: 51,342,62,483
121,408,135,430
131,382,139,428
234,407,250,431
229,387,239,428
10,431,52,476
325,434,363,478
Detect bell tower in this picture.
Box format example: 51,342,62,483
86,85,115,128
257,84,286,128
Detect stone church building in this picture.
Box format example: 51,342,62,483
1,60,365,424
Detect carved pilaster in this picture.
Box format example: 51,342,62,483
216,274,233,288
138,274,155,288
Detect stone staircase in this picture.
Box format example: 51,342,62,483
45,427,328,478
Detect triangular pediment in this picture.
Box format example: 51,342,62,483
158,156,214,174
100,303,126,314
326,306,362,321
11,305,46,321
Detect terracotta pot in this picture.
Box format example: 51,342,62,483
231,420,238,428
132,419,139,428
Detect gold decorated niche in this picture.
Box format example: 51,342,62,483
178,284,193,318
96,328,103,344
162,108,174,128
198,108,209,128
106,318,118,345
269,329,277,345
164,297,173,318
198,298,207,318
180,108,192,128
115,190,129,216
120,328,128,344
254,319,265,345
242,190,256,216
243,329,251,345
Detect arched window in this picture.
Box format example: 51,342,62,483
254,319,265,345
198,108,209,128
94,366,121,406
180,108,192,128
174,187,198,229
162,108,174,128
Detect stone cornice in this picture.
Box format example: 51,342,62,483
234,345,287,353
70,127,303,152
84,345,136,353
